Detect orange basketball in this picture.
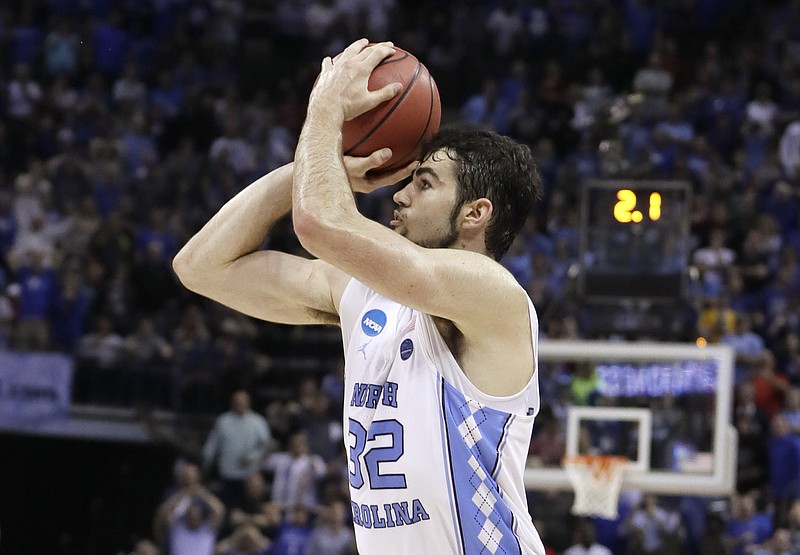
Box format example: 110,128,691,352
342,46,441,174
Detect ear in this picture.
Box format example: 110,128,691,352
460,198,493,230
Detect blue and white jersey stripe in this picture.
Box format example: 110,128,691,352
441,378,524,554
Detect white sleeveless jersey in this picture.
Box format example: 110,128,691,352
339,279,545,555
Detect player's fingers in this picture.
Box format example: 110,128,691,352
365,148,393,171
360,42,395,69
371,82,403,105
340,38,369,60
320,56,333,71
344,149,392,173
381,160,419,184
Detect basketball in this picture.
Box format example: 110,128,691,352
342,46,441,175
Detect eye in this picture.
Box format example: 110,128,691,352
417,179,432,190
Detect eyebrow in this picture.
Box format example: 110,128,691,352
413,166,441,182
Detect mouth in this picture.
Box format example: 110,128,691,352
390,210,402,227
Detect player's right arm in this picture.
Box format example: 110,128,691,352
172,163,343,325
172,154,415,326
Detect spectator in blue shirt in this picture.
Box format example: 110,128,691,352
90,10,129,77
723,494,773,555
11,249,58,351
270,505,313,555
10,14,43,66
723,312,767,385
43,17,80,77
769,415,800,523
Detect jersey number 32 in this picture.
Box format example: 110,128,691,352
348,418,407,489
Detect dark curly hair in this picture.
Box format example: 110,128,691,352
419,126,541,261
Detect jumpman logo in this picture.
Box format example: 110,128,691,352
357,340,371,359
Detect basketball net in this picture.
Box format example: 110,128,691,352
563,454,628,520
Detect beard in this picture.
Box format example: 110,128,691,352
414,209,460,249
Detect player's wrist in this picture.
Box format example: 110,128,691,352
306,100,345,128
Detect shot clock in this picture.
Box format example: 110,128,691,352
578,180,691,300
613,189,662,223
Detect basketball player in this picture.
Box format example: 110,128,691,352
174,40,545,554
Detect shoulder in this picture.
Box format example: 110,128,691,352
248,412,268,425
454,252,532,320
215,413,229,424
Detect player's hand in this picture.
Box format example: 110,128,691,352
344,148,418,193
310,38,401,123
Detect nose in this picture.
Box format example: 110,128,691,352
393,182,411,207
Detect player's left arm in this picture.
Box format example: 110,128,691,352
294,41,530,346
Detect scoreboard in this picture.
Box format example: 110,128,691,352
578,180,691,300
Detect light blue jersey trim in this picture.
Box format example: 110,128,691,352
441,380,526,554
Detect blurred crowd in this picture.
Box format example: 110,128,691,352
0,0,799,554
137,389,356,555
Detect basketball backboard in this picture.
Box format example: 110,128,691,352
525,340,737,496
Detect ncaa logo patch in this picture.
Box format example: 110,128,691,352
361,309,387,337
400,338,414,360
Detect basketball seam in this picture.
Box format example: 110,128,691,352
376,52,409,66
343,61,422,156
411,68,436,162
381,66,436,172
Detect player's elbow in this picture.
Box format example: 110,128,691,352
172,247,194,282
172,246,210,292
294,204,357,262
293,206,330,256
